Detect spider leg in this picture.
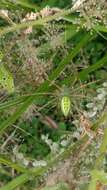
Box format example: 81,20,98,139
38,98,57,113
71,79,101,94
71,94,92,99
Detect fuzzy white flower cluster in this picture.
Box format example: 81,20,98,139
13,146,29,166
32,160,47,167
0,9,8,17
60,133,73,148
72,0,86,11
85,82,107,119
60,139,69,147
41,134,59,154
41,133,72,155
72,82,107,136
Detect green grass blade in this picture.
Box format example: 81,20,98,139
0,9,72,37
0,97,27,111
79,54,107,80
13,0,40,10
48,32,93,81
94,25,107,33
0,156,27,173
0,1,19,10
63,53,107,85
0,0,39,10
0,172,30,190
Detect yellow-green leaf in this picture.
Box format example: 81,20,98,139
0,65,14,94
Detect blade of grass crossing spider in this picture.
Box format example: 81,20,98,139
0,92,55,111
0,96,28,111
20,92,55,97
0,32,94,135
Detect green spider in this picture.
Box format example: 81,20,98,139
35,80,98,118
15,77,99,118
59,86,71,117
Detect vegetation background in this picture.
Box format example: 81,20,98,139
0,0,107,190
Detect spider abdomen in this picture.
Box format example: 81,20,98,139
61,96,71,117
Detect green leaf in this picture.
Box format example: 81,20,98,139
0,64,14,94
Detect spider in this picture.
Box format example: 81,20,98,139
20,78,100,120
38,79,99,118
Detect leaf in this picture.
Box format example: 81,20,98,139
0,64,14,94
